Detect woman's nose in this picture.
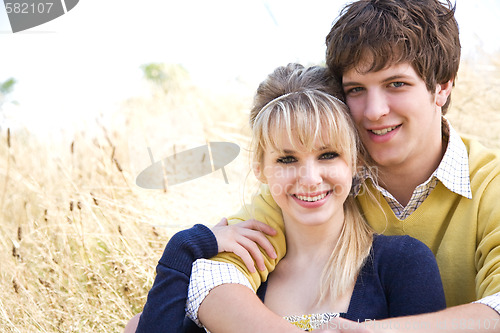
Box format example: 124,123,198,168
298,161,322,186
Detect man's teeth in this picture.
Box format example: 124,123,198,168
371,125,399,135
295,192,328,202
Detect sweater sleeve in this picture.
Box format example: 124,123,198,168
380,235,447,317
475,169,500,299
210,184,287,291
136,224,218,333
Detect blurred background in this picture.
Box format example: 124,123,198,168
1,1,499,331
1,0,499,136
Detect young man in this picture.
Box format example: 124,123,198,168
187,0,500,332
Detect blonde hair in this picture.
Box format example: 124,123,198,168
249,63,374,303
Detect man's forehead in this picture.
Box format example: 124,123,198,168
342,46,409,76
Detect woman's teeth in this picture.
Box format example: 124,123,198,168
371,125,399,135
295,192,329,202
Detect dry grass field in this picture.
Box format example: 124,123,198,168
447,56,500,149
1,55,499,332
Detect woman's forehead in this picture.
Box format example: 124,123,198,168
267,127,340,152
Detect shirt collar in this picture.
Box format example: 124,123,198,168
354,118,472,199
433,118,472,199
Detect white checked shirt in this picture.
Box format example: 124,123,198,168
186,120,500,326
187,259,253,326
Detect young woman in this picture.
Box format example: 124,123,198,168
131,64,445,332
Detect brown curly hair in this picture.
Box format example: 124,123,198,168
326,0,460,114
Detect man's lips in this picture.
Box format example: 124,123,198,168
368,124,401,136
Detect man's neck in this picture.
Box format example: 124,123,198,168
377,137,447,207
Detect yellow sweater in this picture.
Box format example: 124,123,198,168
212,137,500,307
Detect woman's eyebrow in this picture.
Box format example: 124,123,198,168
281,149,295,154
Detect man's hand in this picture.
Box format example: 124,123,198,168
212,218,277,273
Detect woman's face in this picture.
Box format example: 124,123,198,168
257,129,353,229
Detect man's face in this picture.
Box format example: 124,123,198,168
342,62,446,173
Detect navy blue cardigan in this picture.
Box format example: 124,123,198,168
136,224,446,332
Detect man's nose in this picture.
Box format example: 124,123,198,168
364,90,389,121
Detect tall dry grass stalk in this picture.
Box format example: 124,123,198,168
0,55,499,332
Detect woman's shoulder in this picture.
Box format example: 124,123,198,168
371,234,435,264
366,235,446,316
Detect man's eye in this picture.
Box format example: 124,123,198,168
345,87,363,94
320,152,339,160
389,82,405,88
276,156,296,164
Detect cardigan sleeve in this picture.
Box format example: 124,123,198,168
379,235,447,317
210,184,287,291
136,224,218,333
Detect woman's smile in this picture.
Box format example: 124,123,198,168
291,190,332,208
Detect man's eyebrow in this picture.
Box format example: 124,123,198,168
381,74,412,83
342,74,413,87
342,80,361,88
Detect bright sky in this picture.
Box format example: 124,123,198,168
1,0,499,137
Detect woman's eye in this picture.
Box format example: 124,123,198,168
276,156,296,164
320,152,339,160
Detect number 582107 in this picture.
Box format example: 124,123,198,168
5,2,54,14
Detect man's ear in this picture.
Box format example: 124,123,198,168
253,161,267,184
435,80,453,107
